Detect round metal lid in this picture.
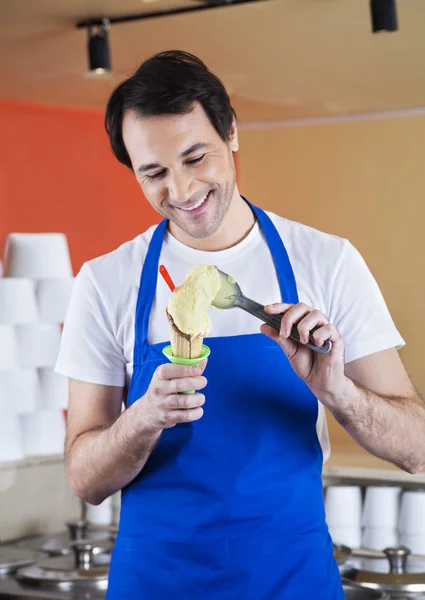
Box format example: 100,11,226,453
16,532,71,556
15,519,114,556
344,547,425,593
16,541,110,590
0,547,36,575
342,583,389,600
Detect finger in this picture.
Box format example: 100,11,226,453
165,376,207,395
296,309,329,345
261,323,280,341
197,358,208,374
260,323,298,359
311,323,340,347
171,407,204,424
156,362,204,381
280,303,313,339
264,303,294,314
167,393,206,410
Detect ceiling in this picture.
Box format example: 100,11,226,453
1,0,425,122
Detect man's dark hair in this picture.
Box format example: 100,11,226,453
105,50,237,169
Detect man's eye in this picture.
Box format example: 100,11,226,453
187,155,205,165
146,171,165,180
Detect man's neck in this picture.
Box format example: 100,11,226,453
168,191,256,252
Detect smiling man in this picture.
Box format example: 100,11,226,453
56,50,425,600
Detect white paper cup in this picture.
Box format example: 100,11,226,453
328,526,362,549
15,323,62,368
0,325,19,370
0,415,24,462
86,496,113,526
38,368,68,410
0,369,40,415
36,278,74,324
399,491,425,534
4,233,73,279
362,527,398,551
0,278,39,324
325,486,362,528
405,553,425,573
20,411,66,457
360,557,390,574
112,491,121,525
399,532,425,554
362,486,401,529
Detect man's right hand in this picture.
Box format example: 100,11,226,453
140,360,208,430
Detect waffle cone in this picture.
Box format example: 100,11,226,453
166,310,204,359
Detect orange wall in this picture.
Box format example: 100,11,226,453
0,101,159,274
0,101,240,275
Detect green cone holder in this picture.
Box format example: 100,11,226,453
162,344,210,394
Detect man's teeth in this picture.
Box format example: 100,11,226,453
181,192,209,212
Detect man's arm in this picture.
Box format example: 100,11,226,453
65,380,160,505
262,302,425,475
66,362,207,505
332,348,425,474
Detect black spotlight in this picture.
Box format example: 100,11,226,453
370,0,398,33
88,18,111,73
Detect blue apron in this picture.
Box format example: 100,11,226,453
106,203,343,599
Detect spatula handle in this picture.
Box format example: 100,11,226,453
236,296,332,355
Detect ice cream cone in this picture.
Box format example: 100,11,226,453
166,310,204,359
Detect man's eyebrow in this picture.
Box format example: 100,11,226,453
137,143,210,174
137,161,161,174
180,142,209,158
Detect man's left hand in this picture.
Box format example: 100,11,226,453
261,302,345,401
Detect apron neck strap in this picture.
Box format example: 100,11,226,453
134,199,299,360
134,219,168,362
245,200,299,304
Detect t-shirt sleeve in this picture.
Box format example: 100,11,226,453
328,241,405,364
55,263,126,387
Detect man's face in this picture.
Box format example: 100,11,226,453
122,103,239,239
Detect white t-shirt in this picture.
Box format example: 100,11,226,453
55,211,405,463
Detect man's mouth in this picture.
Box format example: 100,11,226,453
179,191,210,212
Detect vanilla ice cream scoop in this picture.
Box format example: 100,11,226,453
167,265,221,338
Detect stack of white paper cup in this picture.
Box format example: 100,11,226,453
0,369,41,416
0,278,41,418
0,232,73,460
399,491,425,553
0,325,19,371
36,278,74,323
325,485,362,548
0,278,39,324
0,278,40,414
15,323,62,368
0,415,24,462
3,233,73,279
38,368,68,410
362,486,400,550
20,411,66,457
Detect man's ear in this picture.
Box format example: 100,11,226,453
229,119,239,153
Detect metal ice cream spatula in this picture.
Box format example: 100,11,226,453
212,269,332,355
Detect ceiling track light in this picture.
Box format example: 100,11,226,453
77,0,269,30
78,0,270,75
87,18,111,74
370,0,398,33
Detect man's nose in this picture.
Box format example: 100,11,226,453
167,170,192,205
